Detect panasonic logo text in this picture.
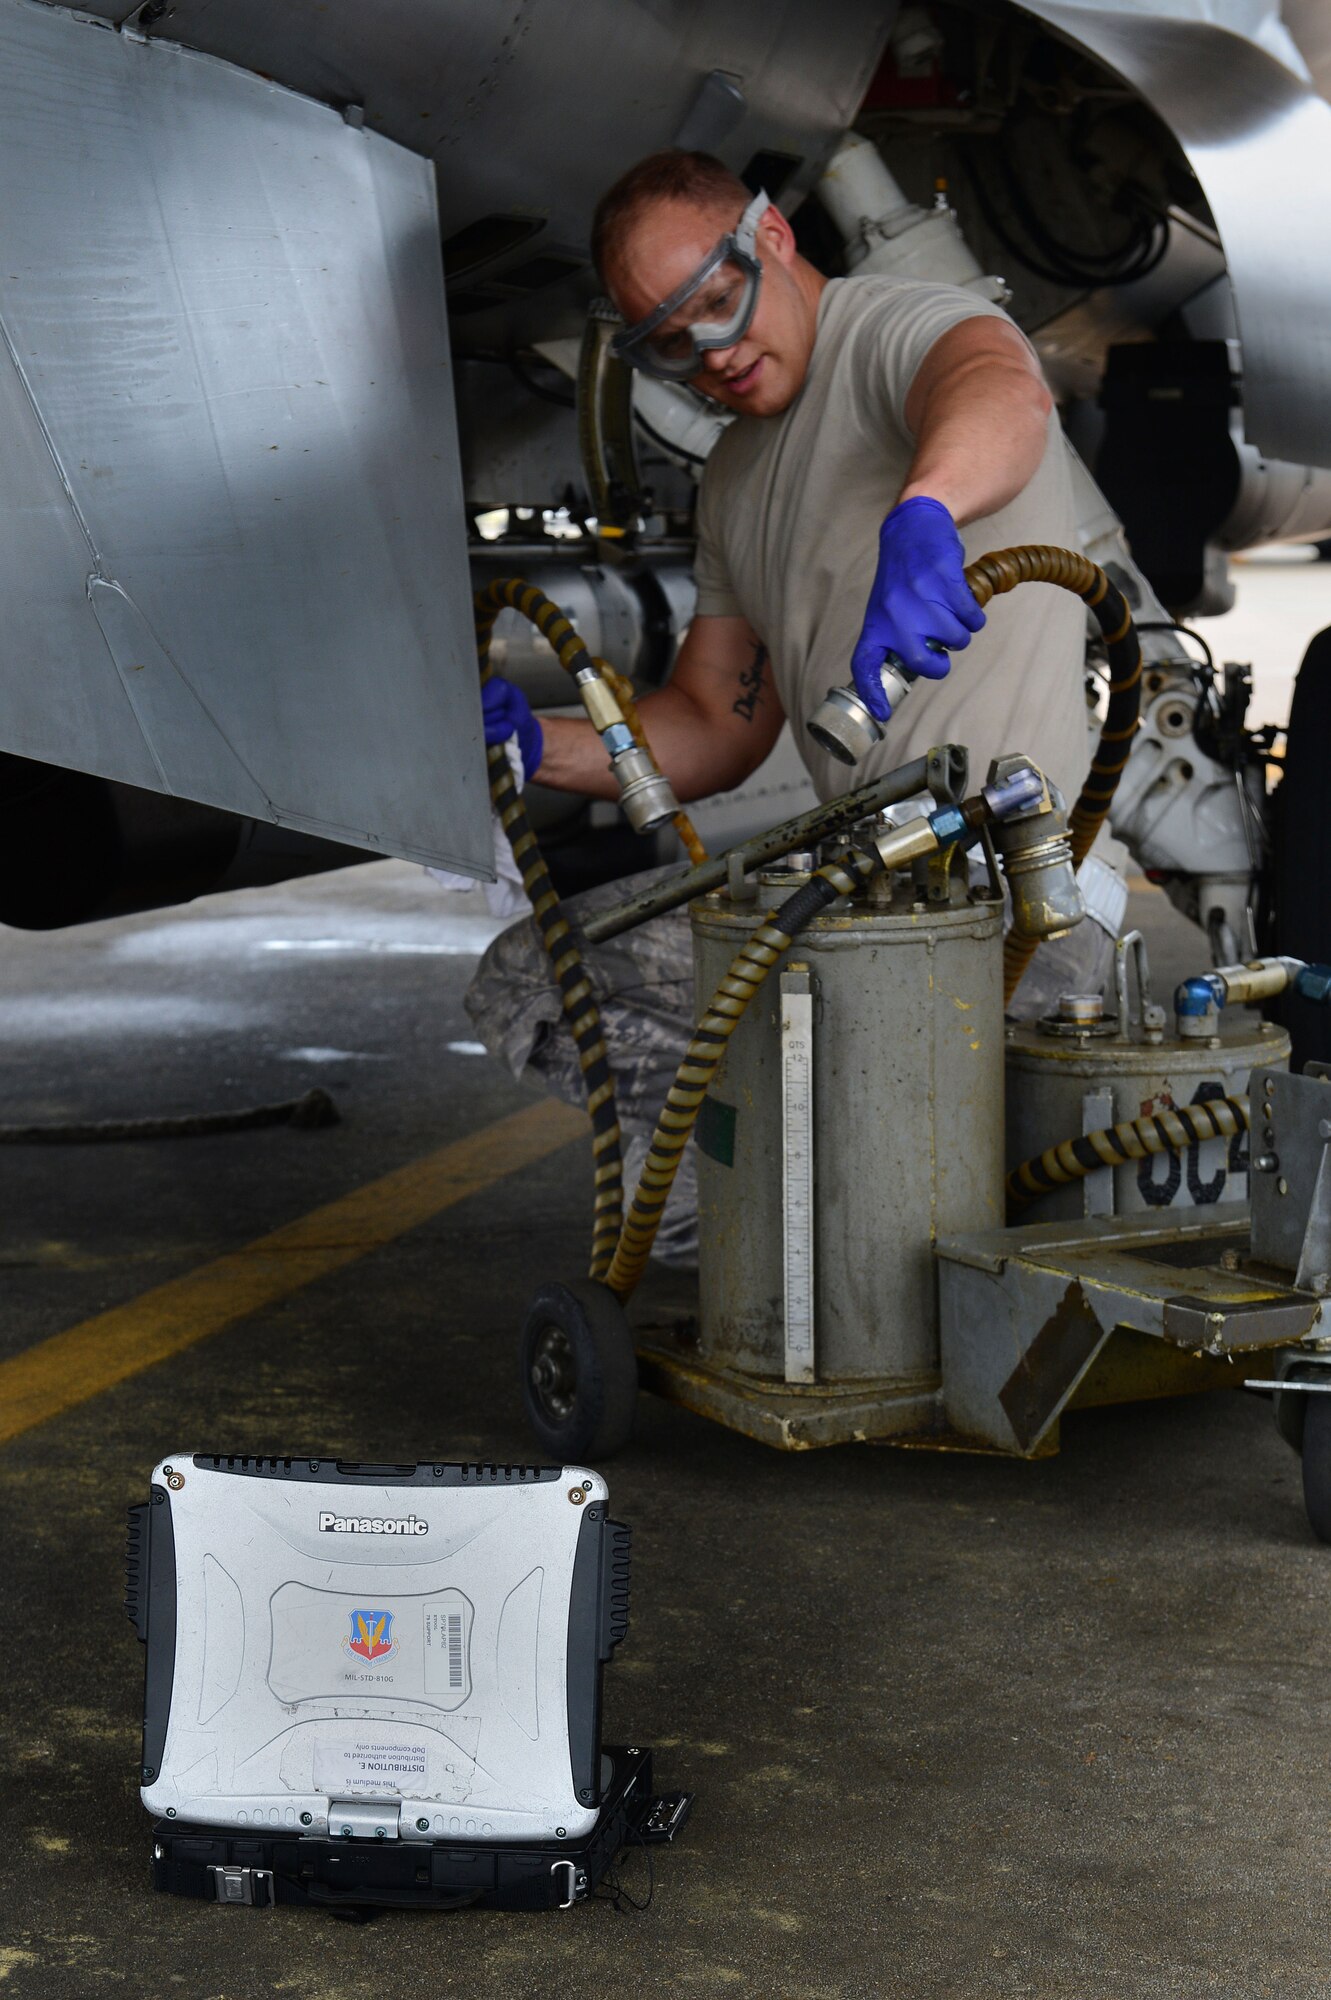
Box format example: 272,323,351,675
318,1512,428,1536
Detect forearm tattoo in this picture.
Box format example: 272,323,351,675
732,641,768,723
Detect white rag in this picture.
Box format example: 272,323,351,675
424,738,530,919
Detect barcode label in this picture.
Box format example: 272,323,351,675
422,1591,471,1705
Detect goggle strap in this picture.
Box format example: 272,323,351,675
610,189,771,357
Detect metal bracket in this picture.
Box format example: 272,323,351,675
727,849,757,905
925,742,968,806
1113,929,1165,1041
1296,1146,1331,1295
638,1792,694,1843
1246,1377,1331,1393
1251,1068,1331,1286
328,1800,399,1841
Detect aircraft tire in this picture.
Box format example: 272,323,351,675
1270,625,1331,1069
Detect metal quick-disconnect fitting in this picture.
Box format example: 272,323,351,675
1172,958,1331,1039
985,755,1083,941
610,743,680,834
981,765,1044,821
572,664,681,834
806,659,914,766
997,820,1082,939
866,813,940,873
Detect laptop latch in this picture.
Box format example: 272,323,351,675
208,1864,273,1907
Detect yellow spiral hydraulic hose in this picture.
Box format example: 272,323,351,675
1006,1094,1249,1213
474,580,625,1280
474,578,709,1280
961,548,1143,1007
603,849,878,1299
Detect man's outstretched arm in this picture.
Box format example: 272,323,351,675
848,316,1055,713
899,314,1053,524
514,612,785,803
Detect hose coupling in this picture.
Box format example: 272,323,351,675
572,663,681,833
1173,957,1331,1038
806,656,915,766
985,755,1084,941
981,764,1044,822
864,812,941,874
610,743,681,834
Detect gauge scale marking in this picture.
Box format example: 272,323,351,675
780,968,816,1384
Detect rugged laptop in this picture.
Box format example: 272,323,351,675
126,1456,688,1911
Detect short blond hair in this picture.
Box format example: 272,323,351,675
591,150,752,283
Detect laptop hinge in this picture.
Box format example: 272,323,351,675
327,1800,401,1840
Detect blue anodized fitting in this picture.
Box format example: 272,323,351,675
928,804,968,847
1295,964,1331,1005
1174,974,1223,1018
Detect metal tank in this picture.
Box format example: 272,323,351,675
675,865,1005,1449
1005,935,1290,1223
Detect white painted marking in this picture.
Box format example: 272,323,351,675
445,1041,488,1057
281,1046,387,1064
104,908,508,963
261,938,483,956
0,995,251,1038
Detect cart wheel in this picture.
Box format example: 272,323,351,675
520,1279,638,1461
1274,1368,1316,1453
1302,1392,1331,1543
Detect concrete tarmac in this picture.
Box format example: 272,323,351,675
0,861,1326,2000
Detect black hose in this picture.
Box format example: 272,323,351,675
961,547,1142,1004
580,750,957,946
959,148,1169,293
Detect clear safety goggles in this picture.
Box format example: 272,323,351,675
610,189,769,382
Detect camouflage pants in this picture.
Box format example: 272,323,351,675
464,863,1117,1270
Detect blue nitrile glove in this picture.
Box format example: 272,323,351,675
481,675,544,782
849,496,986,720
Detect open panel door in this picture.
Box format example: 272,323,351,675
0,0,490,877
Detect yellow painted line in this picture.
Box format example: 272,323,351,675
0,1098,587,1447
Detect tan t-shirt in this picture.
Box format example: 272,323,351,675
693,275,1089,804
